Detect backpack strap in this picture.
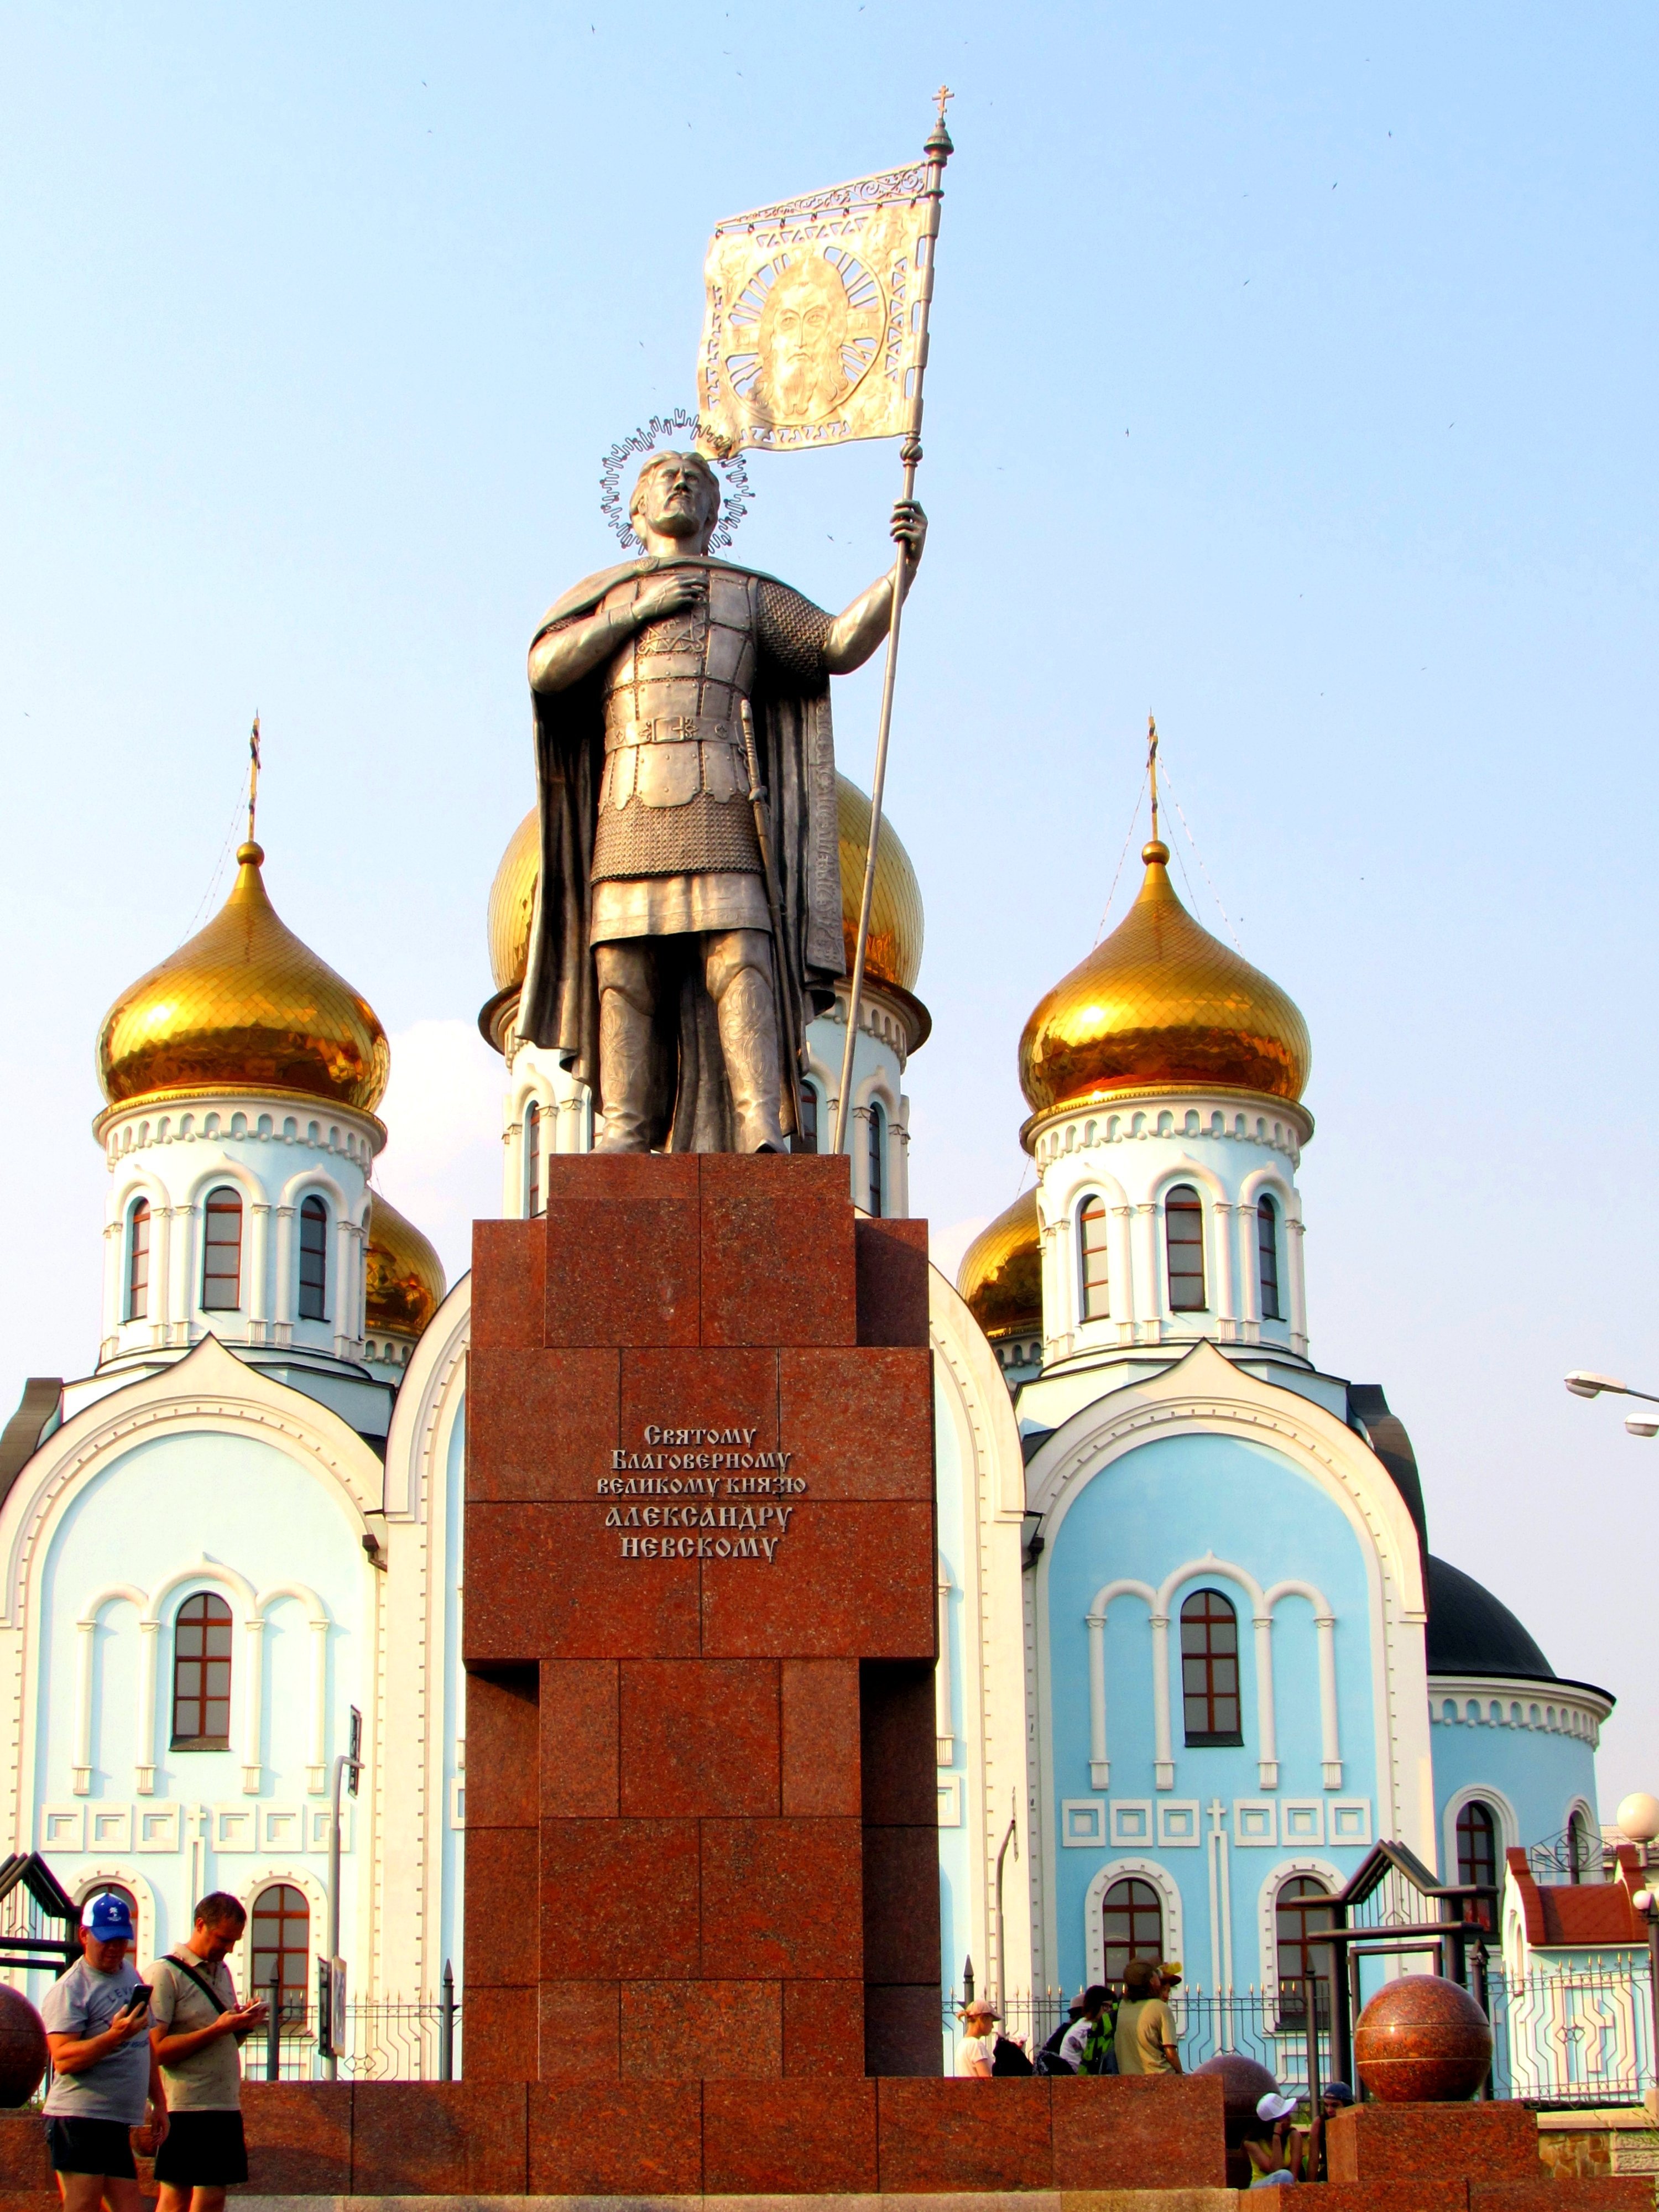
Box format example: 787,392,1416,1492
166,1953,229,2016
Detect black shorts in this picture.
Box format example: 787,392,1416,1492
46,2116,137,2179
152,2109,248,2188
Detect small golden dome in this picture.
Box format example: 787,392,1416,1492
485,772,925,996
1019,843,1310,1117
364,1190,446,1339
834,775,924,993
98,842,389,1115
957,1188,1042,1342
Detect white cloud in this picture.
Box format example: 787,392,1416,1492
373,1020,504,1288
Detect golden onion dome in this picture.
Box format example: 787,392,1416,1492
485,772,925,997
364,1190,446,1339
957,1188,1042,1342
1019,842,1310,1118
97,842,390,1115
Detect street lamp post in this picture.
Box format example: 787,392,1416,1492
1563,1372,1659,1438
1618,1794,1659,2106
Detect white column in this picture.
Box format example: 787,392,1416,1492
1087,1612,1109,1788
1316,1610,1342,1787
101,1219,123,1345
1110,1204,1134,1337
249,1203,273,1331
935,1568,953,1764
1132,1203,1160,1335
503,1106,523,1215
307,1616,329,1792
72,1618,96,1794
1212,1201,1237,1335
1238,1198,1262,1334
1288,1213,1309,1355
135,1620,159,1795
169,1205,197,1333
241,1615,265,1794
274,1206,296,1330
152,1201,173,1345
332,1214,354,1354
1050,1210,1074,1340
1150,1609,1174,1788
895,1102,912,1218
1253,1610,1279,1790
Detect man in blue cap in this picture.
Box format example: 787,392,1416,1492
41,1893,166,2211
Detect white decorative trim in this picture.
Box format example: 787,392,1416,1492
135,1804,181,1853
1281,1799,1326,1846
1109,1799,1155,1848
1430,1672,1610,1747
1329,1798,1373,1845
937,1775,963,1828
1234,1798,1279,1846
40,1803,85,1851
1060,1798,1105,1846
1157,1798,1203,1848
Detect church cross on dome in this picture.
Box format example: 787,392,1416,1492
1147,712,1160,848
247,712,262,844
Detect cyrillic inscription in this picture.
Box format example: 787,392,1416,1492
601,1422,804,1561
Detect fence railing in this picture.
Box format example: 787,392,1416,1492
951,1961,1655,2112
237,1996,460,2082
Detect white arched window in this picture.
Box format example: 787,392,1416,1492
1258,1195,1282,1321
1079,1196,1110,1321
298,1195,328,1321
867,1103,885,1218
126,1199,151,1322
201,1187,243,1311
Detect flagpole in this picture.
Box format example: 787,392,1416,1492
830,90,954,1161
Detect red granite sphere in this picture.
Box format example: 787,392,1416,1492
0,1984,46,2107
1354,1974,1493,2102
1193,2050,1281,2120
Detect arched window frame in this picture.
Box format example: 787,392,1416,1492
171,1591,233,1750
1099,1875,1165,1987
201,1185,244,1312
1273,1872,1335,2025
1078,1194,1110,1322
1567,1803,1597,1884
1455,1797,1500,1928
866,1100,885,1219
1257,1194,1282,1322
1164,1183,1206,1312
126,1198,152,1323
1180,1587,1243,1745
298,1194,329,1323
249,1881,311,2023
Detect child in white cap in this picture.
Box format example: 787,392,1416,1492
1242,2089,1303,2187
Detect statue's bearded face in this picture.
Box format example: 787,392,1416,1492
631,453,719,548
757,255,848,419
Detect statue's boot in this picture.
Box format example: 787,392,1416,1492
593,941,658,1153
706,928,787,1154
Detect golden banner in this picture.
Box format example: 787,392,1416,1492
697,160,933,456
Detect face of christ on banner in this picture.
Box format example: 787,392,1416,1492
753,252,853,422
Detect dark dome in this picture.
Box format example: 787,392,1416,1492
1426,1556,1554,1682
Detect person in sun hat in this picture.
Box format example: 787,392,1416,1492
41,1893,167,2212
1242,2089,1305,2187
956,1997,999,2078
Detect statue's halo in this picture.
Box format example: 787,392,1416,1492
599,408,752,554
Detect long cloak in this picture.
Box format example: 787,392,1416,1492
519,554,844,1152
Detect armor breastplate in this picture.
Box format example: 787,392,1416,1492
592,570,764,881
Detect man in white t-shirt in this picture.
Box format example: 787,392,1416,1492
956,1997,998,2078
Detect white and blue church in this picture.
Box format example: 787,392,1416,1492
0,757,1613,2058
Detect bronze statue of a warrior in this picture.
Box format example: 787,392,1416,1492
520,450,925,1153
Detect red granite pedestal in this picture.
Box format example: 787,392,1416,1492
463,1153,943,2083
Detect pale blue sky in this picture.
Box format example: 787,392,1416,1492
2,3,1655,1807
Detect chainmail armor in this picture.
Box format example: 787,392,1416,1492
757,583,832,686
592,791,763,880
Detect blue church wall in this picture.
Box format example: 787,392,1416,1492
933,1367,972,1999
1041,1430,1382,1995
32,1427,369,1970
1430,1696,1600,1876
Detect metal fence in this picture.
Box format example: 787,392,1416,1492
951,1962,1656,2113
237,1996,460,2082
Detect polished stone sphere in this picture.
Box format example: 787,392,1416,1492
1193,2050,1281,2119
1354,1974,1493,2102
0,1984,46,2107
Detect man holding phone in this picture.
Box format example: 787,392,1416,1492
149,1892,267,2212
41,1892,166,2212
